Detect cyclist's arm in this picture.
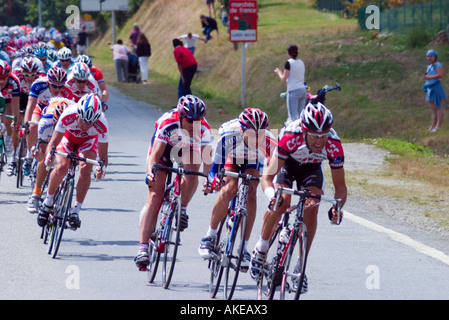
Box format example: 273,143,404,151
261,155,285,199
201,144,213,176
98,142,108,167
145,139,166,183
10,96,20,119
24,96,38,123
330,167,347,208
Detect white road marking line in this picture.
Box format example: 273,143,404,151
344,211,449,266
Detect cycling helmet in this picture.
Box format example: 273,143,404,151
76,54,93,68
239,108,269,130
177,95,207,120
300,102,333,133
20,56,39,73
77,93,102,124
47,49,58,63
20,45,34,57
0,60,11,77
34,47,47,58
72,62,90,81
57,47,72,60
47,66,67,83
48,97,73,125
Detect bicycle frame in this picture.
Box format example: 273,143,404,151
209,168,259,300
259,186,341,300
148,163,207,289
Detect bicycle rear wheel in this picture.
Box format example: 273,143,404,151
223,211,247,300
209,217,226,298
257,221,283,300
16,137,24,188
280,222,308,300
52,179,74,259
162,201,181,289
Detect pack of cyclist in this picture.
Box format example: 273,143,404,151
1,24,109,231
2,23,347,298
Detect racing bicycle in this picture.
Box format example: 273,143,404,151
208,169,260,300
44,146,105,258
147,163,207,289
0,115,15,180
257,186,342,300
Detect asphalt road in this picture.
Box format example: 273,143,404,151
1,86,449,302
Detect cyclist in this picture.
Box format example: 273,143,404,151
37,93,108,229
134,95,213,270
52,47,74,72
66,62,101,102
250,102,347,293
27,97,74,213
198,108,277,270
34,47,52,73
0,60,21,176
23,67,75,177
76,55,109,104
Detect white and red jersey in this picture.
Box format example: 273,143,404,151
152,108,212,152
66,73,101,102
55,104,108,145
1,73,21,102
276,120,344,169
11,69,45,95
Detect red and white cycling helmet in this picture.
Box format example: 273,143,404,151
300,102,333,133
47,67,67,84
239,108,269,130
77,93,102,124
0,60,11,77
177,95,207,120
72,62,90,81
21,57,39,73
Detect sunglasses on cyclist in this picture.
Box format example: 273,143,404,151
75,79,87,83
183,117,201,124
49,83,65,89
307,132,330,139
24,73,36,78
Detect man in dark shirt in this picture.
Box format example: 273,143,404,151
200,15,218,43
173,39,198,98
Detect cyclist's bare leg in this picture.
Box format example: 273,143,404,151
140,170,166,243
27,114,40,152
46,155,70,196
302,186,323,253
33,143,47,194
180,162,201,207
243,168,260,241
260,183,291,246
209,174,238,230
74,150,96,204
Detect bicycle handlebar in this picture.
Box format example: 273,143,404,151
152,163,207,178
217,168,260,182
273,186,342,223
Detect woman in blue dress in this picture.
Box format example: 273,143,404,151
423,49,446,132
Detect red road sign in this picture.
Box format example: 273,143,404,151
229,0,258,42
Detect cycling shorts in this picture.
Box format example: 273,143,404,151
56,135,98,156
37,117,54,142
19,92,28,112
224,155,264,175
273,158,324,190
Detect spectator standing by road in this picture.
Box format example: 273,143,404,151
274,44,307,123
136,33,151,84
76,26,88,56
200,15,218,43
173,39,198,98
108,39,131,83
129,23,141,53
423,49,446,132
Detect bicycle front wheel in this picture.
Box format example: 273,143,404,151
162,201,181,289
223,211,247,300
280,222,308,300
209,217,226,298
147,231,161,283
52,179,74,259
16,137,24,188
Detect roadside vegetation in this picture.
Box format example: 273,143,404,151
89,0,449,230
